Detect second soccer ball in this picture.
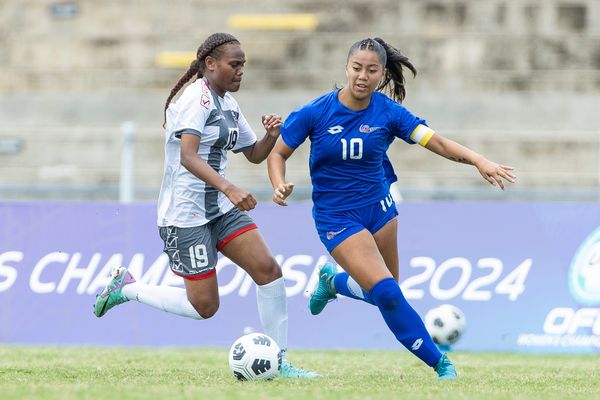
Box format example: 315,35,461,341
424,304,466,346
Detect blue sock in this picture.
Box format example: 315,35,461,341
369,277,442,367
333,272,375,305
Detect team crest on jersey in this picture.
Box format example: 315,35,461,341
200,94,211,109
359,124,382,133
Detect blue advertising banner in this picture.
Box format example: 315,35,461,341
0,201,598,353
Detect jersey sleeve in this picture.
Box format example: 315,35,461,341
389,101,433,146
232,109,258,153
281,104,313,149
171,88,212,138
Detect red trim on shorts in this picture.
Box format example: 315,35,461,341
216,223,258,251
173,268,216,281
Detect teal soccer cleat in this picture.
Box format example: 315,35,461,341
279,360,320,379
93,266,135,317
434,354,457,380
308,262,338,315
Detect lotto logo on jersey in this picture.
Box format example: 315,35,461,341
359,124,382,133
327,125,344,134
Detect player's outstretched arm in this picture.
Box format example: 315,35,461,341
267,139,296,206
424,132,516,190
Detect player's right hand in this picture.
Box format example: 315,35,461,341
224,185,257,211
273,182,294,206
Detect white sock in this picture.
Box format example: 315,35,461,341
256,276,288,359
121,282,202,320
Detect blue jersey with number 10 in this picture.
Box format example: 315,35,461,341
281,90,426,212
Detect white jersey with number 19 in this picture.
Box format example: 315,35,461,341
157,78,257,228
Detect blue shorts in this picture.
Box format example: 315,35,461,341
313,193,398,253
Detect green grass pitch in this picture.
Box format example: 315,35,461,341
1,345,598,400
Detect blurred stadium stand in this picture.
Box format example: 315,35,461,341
0,0,599,201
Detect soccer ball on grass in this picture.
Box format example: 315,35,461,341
424,304,466,347
228,333,281,381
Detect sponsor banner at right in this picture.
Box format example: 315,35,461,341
513,223,600,351
393,201,600,353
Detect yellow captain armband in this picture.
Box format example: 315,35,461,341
409,124,435,147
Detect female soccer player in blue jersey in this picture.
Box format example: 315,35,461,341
268,37,516,380
93,33,317,378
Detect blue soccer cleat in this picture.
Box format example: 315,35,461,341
434,354,457,380
308,262,337,315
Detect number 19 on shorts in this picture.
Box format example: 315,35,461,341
189,245,208,269
341,138,363,160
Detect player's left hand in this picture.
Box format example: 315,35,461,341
475,158,516,190
262,114,282,138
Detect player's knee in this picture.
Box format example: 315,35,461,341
189,298,220,319
253,257,282,285
370,278,401,311
197,303,219,319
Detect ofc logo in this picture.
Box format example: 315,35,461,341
359,124,381,133
568,226,600,305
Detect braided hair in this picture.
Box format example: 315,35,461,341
347,37,416,103
163,33,240,127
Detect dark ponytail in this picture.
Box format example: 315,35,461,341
373,37,416,103
163,33,239,127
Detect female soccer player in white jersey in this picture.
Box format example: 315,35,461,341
93,33,317,378
268,37,516,380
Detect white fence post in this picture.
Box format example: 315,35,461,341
119,121,136,203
